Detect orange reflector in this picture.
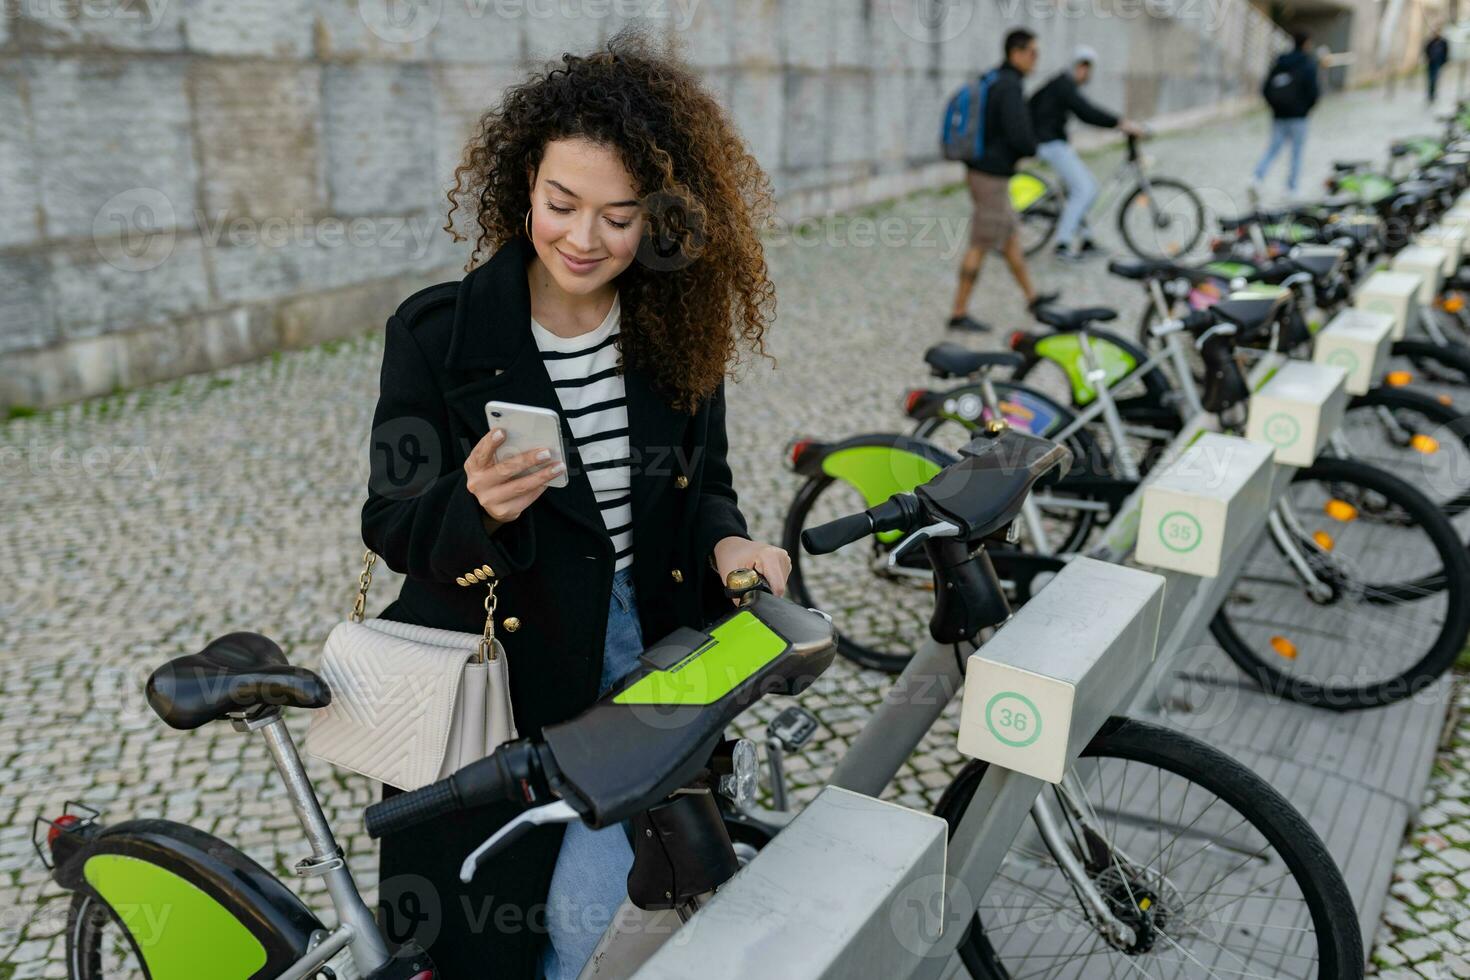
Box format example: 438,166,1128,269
1439,395,1455,406
1386,371,1414,387
1325,499,1358,522
1270,636,1299,660
1136,194,1150,206
1412,434,1440,454
1444,295,1466,313
1313,530,1335,551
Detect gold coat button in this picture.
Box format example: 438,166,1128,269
502,617,521,633
670,568,684,583
674,475,689,489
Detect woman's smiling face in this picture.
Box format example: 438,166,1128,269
527,137,645,296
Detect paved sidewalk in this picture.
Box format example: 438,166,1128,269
1,83,1465,977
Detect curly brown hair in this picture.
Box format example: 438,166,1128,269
444,31,776,412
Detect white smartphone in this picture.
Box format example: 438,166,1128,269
484,401,569,489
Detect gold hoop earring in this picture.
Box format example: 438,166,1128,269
524,207,532,239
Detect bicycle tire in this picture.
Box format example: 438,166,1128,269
1016,170,1060,257
1392,338,1470,388
935,717,1362,979
1211,455,1470,709
1117,176,1206,261
66,891,149,979
1341,386,1470,517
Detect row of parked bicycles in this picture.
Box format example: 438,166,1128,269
30,108,1470,979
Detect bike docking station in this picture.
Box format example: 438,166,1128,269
1390,245,1449,306
1312,308,1396,395
1414,224,1466,274
1354,268,1421,338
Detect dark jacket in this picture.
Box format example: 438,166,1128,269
967,63,1037,177
1028,70,1120,144
1427,36,1450,68
1263,49,1320,119
362,232,750,978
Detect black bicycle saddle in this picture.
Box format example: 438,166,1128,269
1033,304,1119,331
146,632,331,730
923,342,1025,378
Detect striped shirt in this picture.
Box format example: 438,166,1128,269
530,294,634,571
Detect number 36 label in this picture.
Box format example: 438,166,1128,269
984,692,1042,748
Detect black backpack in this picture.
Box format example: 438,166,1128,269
1263,56,1311,117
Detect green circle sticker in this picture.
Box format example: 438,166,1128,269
985,691,1042,748
1158,511,1204,553
1263,412,1301,448
1325,349,1359,374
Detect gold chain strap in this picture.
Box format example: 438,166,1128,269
477,580,499,664
350,548,499,663
350,551,377,623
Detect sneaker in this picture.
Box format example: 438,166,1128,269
947,315,992,333
1076,239,1103,256
1027,292,1059,314
1054,244,1089,264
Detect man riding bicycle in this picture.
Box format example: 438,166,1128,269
1028,45,1146,262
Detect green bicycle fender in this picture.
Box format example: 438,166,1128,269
1033,333,1138,406
1202,260,1257,279
819,444,944,542
1010,172,1049,211
1259,222,1317,244
1339,172,1395,205
82,853,268,980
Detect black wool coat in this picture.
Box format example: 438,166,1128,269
361,233,750,978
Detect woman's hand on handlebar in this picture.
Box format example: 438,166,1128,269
465,428,566,523
714,536,791,598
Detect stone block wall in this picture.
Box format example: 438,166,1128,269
1,0,1285,409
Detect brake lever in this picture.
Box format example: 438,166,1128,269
459,799,580,883
884,519,962,571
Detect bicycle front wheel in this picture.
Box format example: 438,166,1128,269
1117,177,1206,260
1013,170,1061,257
936,717,1362,979
1211,455,1470,708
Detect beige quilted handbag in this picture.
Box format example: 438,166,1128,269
306,551,516,791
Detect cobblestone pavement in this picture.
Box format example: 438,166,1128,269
2,83,1464,976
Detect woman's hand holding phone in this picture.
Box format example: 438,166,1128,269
464,428,566,523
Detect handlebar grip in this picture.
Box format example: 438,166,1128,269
801,512,874,556
366,777,459,839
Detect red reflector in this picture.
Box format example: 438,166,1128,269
47,814,80,846
788,439,812,467
1008,331,1028,350
902,389,926,414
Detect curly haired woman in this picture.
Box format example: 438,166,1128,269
360,32,790,979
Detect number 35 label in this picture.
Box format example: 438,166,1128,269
984,692,1042,748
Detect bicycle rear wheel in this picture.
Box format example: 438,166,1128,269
66,892,148,979
1014,170,1061,257
1211,455,1470,709
936,717,1362,979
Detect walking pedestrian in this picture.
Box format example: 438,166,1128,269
947,27,1056,333
1250,30,1320,201
1426,29,1450,105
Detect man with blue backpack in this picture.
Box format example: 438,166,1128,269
943,28,1055,333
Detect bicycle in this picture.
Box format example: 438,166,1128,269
785,292,1470,707
1012,133,1207,261
35,570,837,980
753,425,1364,977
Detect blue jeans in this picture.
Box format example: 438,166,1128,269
1037,140,1096,249
539,566,644,980
1253,118,1309,195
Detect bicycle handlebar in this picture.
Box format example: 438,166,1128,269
801,494,922,556
365,739,551,839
